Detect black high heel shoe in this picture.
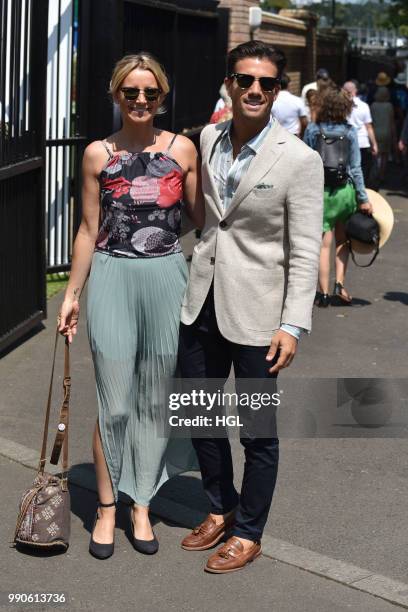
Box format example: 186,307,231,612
315,291,330,307
89,500,116,560
332,281,352,305
130,506,159,555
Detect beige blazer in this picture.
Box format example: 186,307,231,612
181,119,324,346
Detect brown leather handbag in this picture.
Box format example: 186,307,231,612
13,328,71,551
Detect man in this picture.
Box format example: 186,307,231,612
343,80,378,186
178,40,323,573
301,67,330,102
271,73,308,137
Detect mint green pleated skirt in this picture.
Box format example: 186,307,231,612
87,251,197,505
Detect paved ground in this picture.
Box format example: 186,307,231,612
1,168,407,611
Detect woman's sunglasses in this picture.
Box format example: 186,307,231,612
229,73,280,92
120,87,161,102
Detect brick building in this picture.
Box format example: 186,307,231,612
218,0,348,94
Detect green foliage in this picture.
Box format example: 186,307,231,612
46,273,69,299
383,0,408,33
260,0,293,11
308,1,392,30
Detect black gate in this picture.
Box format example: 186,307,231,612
0,0,49,352
86,0,229,142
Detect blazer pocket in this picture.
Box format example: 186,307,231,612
251,186,275,199
236,270,284,332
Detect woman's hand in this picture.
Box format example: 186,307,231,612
359,201,373,215
58,299,80,343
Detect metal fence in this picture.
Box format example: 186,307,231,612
0,0,48,352
45,0,88,271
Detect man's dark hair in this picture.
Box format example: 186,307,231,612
227,40,286,79
279,74,290,90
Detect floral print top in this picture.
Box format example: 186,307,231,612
96,143,184,258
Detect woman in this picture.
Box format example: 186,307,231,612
304,88,372,306
58,53,203,559
305,89,319,123
370,86,396,181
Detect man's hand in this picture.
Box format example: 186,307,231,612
371,142,378,156
398,140,406,153
359,201,373,215
266,330,298,374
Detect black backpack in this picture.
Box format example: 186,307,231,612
315,126,351,188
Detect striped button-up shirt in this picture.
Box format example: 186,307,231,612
209,119,303,341
211,119,272,211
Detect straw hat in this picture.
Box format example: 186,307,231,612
350,189,394,254
375,72,391,86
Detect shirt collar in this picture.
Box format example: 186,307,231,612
221,117,273,154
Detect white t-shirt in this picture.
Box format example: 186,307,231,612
348,97,372,149
271,90,307,135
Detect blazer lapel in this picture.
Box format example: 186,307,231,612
202,123,230,217
222,121,286,219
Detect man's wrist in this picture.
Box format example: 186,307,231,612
280,324,302,341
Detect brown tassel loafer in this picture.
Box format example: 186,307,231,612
181,512,235,551
204,536,261,573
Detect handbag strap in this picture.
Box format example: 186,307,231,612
348,241,380,268
38,328,70,479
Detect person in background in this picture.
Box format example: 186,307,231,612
301,68,330,102
398,112,408,182
271,74,308,137
305,89,319,122
392,72,408,161
368,72,395,106
343,80,378,187
304,88,372,306
370,86,396,182
398,112,408,153
393,72,408,119
210,83,233,124
356,81,369,103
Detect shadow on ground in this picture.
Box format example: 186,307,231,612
383,291,408,305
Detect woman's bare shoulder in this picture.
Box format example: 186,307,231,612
83,140,113,174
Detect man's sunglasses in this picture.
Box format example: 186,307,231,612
229,73,280,92
120,87,162,102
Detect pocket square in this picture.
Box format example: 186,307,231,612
254,183,273,190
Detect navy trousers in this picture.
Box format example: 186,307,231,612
178,286,279,542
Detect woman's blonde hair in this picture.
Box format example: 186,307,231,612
109,53,170,115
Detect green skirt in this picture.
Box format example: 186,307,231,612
87,251,198,506
323,182,357,232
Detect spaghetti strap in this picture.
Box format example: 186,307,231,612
166,133,177,153
101,140,114,159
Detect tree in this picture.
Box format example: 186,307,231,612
260,0,293,12
307,1,392,30
384,0,408,36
